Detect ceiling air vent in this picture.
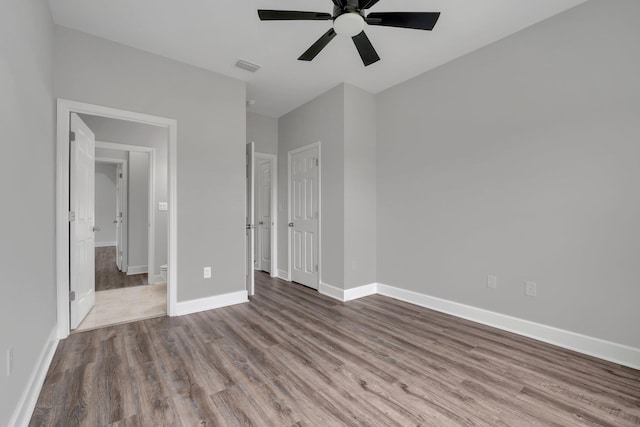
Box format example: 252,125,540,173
235,59,261,73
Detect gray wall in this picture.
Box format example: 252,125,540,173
83,115,168,280
128,152,150,270
247,112,278,155
54,26,247,301
344,85,377,289
95,163,118,245
0,0,55,424
278,85,345,287
277,84,377,290
376,0,640,349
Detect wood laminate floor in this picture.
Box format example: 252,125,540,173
31,272,640,426
95,246,148,291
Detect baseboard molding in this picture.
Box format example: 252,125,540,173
9,326,59,427
319,282,377,302
377,283,640,371
277,269,289,281
175,290,248,316
127,265,148,275
94,241,116,248
147,274,166,285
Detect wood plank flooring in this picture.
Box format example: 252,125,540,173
31,272,640,426
95,246,148,291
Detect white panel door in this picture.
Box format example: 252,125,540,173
70,113,96,329
257,160,272,273
246,142,255,296
290,145,319,289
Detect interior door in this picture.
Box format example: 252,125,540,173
289,145,319,289
257,160,272,273
246,142,255,296
70,113,96,329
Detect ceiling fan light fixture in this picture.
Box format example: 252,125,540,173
333,12,365,37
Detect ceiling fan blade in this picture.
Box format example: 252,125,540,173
359,0,380,9
332,0,348,7
352,31,380,66
365,12,441,30
258,10,332,21
299,28,337,61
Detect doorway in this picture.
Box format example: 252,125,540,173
56,99,178,339
254,152,278,277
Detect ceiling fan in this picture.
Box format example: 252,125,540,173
257,0,441,66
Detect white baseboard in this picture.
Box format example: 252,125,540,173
94,241,116,248
175,290,248,316
127,265,148,275
9,326,59,427
277,269,289,281
148,274,166,285
377,283,640,371
319,282,377,302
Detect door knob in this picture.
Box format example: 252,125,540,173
92,226,101,232
259,221,264,225
246,224,254,229
288,222,294,227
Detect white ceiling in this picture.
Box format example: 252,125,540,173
48,0,586,118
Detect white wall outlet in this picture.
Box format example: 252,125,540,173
203,267,212,279
6,346,14,376
158,202,168,211
487,275,497,289
525,281,537,297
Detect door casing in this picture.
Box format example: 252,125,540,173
56,99,178,339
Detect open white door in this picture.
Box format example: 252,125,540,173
256,159,272,273
289,144,319,289
246,142,255,296
70,113,96,329
115,163,123,271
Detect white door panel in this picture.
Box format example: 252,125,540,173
290,146,319,289
70,113,96,329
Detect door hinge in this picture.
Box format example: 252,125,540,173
68,211,76,222
119,173,123,178
69,131,76,142
69,291,76,301
315,264,319,272
314,158,319,167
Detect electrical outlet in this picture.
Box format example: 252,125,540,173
487,275,497,289
7,346,13,376
203,267,212,279
525,281,537,297
158,202,168,211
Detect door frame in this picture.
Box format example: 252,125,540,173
94,156,128,270
254,151,278,277
287,141,321,287
96,142,156,281
56,99,178,339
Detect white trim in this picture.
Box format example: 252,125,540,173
319,282,377,302
175,290,249,316
277,269,290,281
254,152,278,277
95,241,116,248
9,327,59,427
56,99,178,339
126,265,148,275
377,283,640,371
148,274,166,285
287,142,321,288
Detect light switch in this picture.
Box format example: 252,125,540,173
158,202,168,211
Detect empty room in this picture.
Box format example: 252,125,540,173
1,0,639,426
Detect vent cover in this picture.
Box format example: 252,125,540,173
235,59,261,73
